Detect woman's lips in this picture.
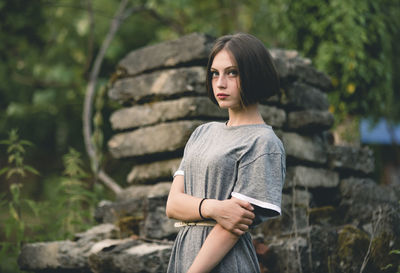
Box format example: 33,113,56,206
216,93,229,99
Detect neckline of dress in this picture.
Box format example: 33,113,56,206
221,121,272,130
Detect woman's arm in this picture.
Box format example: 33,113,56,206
187,224,239,273
166,175,255,235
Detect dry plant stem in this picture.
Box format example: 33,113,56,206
305,186,313,273
360,206,383,273
83,0,148,195
291,185,303,273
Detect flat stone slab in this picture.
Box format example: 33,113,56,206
259,104,286,128
281,132,327,164
110,96,286,131
88,241,173,273
287,110,334,132
109,66,207,104
95,183,176,240
117,182,171,202
108,120,204,159
118,32,214,75
18,224,121,272
328,145,375,174
285,166,339,188
127,158,181,184
110,97,223,130
270,49,332,91
283,81,330,111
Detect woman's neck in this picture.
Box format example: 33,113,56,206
227,104,265,126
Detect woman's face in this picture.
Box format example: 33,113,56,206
210,49,242,111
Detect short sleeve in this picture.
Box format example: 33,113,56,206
173,159,185,177
232,153,286,226
172,125,202,178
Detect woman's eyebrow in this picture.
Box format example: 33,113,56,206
210,65,238,70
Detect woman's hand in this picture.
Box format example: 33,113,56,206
202,197,255,236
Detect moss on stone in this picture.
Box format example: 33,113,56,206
309,206,337,226
371,232,400,273
117,214,144,237
336,225,370,272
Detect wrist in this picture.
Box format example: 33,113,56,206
201,199,218,220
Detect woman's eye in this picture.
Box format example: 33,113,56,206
228,70,238,77
211,71,219,78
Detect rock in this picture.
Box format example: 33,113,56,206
308,206,339,226
259,104,286,128
118,182,171,201
259,192,309,237
281,132,327,164
264,236,309,273
94,197,146,237
108,120,204,159
328,145,375,175
335,225,370,273
109,66,207,104
290,64,332,91
283,81,330,111
95,183,176,240
118,32,214,75
285,166,339,189
18,241,89,272
270,49,332,91
88,240,173,273
18,224,121,272
282,189,312,208
110,97,224,130
74,224,120,245
143,194,176,239
127,158,181,184
339,177,399,225
368,204,400,272
287,110,334,132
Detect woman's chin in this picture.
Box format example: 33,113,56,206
217,101,232,109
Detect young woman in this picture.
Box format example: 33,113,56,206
166,33,286,273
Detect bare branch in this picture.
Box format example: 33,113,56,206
83,0,95,76
98,169,122,195
83,0,132,195
144,8,185,35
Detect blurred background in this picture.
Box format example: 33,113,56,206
0,0,399,271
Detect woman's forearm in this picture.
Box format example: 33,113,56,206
166,175,205,221
188,224,240,273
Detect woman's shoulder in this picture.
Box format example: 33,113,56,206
248,126,285,155
193,121,222,134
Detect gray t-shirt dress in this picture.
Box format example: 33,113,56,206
167,122,286,273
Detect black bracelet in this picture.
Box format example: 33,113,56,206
199,198,208,220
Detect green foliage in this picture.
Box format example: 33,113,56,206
0,131,102,272
0,129,39,179
0,130,40,273
245,0,400,124
58,148,98,237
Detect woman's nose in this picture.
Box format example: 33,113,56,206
216,75,227,88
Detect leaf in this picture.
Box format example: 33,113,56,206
389,249,400,255
6,168,25,179
24,165,40,176
9,204,19,221
0,167,10,176
20,140,33,146
381,264,393,270
25,199,40,217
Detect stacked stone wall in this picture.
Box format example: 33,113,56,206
19,33,400,273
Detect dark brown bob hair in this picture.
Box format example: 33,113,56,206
206,33,280,106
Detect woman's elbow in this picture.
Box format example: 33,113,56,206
165,198,174,219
